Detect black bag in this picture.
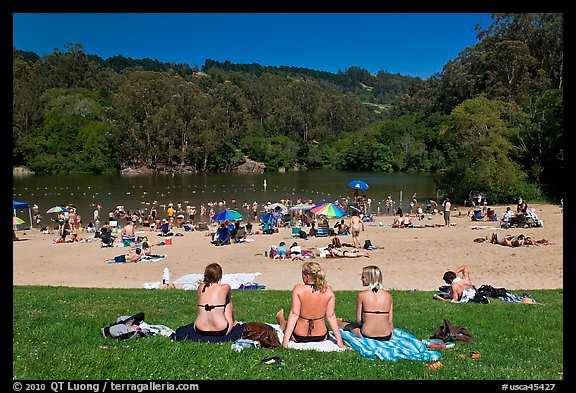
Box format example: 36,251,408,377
432,319,475,343
478,284,508,298
468,292,490,304
102,312,147,340
299,230,308,239
363,239,375,249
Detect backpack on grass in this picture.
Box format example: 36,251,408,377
102,312,148,340
477,284,508,298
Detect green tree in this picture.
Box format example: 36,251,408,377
437,96,538,203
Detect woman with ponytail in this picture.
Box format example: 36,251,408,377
276,261,345,348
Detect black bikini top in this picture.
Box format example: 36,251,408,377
199,282,229,311
298,315,325,336
198,302,228,312
298,283,323,335
364,288,389,314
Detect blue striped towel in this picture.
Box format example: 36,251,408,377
340,328,441,361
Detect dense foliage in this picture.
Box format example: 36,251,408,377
12,14,563,203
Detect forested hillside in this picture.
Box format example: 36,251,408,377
12,13,563,203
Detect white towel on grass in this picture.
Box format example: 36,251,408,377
174,272,262,290
270,324,347,352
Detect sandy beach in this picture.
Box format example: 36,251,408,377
13,204,563,292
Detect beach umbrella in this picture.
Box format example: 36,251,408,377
269,202,288,214
13,217,25,226
289,203,315,211
310,203,346,219
212,209,243,221
348,180,369,190
46,206,68,214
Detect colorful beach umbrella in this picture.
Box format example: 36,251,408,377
348,179,369,190
212,209,243,221
310,203,346,219
13,217,25,225
46,206,68,214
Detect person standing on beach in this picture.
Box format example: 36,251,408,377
350,211,364,248
93,204,101,223
252,201,259,221
443,198,452,227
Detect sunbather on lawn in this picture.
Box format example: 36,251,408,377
276,261,345,348
337,265,394,341
194,263,240,336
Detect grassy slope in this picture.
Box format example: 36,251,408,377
12,286,563,381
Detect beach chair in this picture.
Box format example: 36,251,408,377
291,227,302,238
233,226,246,243
213,227,231,246
100,228,114,247
315,227,328,237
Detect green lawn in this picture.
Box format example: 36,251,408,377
13,286,563,381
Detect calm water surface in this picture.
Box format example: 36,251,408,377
13,170,440,227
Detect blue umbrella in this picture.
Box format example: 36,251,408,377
348,180,369,190
212,209,243,221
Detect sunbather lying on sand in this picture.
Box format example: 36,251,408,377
327,244,370,258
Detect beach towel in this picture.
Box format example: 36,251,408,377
340,328,441,361
497,292,538,304
141,254,166,262
174,273,262,290
270,324,346,352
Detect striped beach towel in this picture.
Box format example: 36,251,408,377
340,328,441,361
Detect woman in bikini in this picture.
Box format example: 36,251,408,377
276,261,345,348
193,263,239,336
327,244,370,258
337,265,394,341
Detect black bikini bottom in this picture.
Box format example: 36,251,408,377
362,332,392,341
291,331,328,343
344,323,393,341
193,323,229,336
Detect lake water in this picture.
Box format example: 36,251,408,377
13,170,440,227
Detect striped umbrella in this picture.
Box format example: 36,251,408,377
46,206,68,213
310,203,346,219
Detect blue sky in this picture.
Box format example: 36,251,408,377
13,13,494,79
